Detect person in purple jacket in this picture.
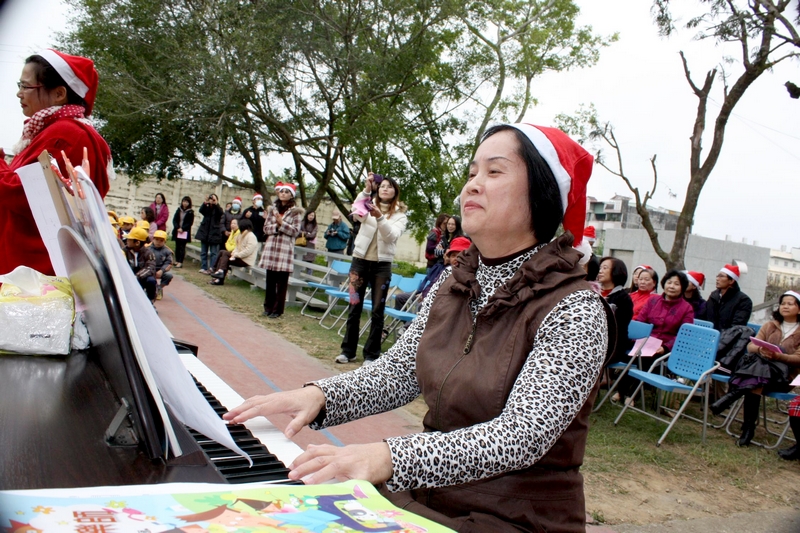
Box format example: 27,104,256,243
637,269,695,356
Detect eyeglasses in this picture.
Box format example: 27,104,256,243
17,82,43,91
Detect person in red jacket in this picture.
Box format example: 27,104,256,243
0,49,112,276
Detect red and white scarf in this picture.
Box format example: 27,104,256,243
12,104,93,154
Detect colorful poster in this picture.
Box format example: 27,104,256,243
0,481,453,533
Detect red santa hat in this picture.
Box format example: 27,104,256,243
233,196,242,204
508,123,594,263
253,192,263,200
684,270,705,289
38,49,99,115
583,225,596,242
634,265,652,272
274,181,296,197
720,264,740,282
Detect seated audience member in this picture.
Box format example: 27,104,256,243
324,211,351,254
394,236,471,312
683,270,707,318
597,257,633,365
583,226,600,282
424,214,449,271
636,270,695,355
125,227,157,304
781,396,800,460
209,218,259,285
151,230,174,300
702,264,753,331
616,270,693,404
118,216,135,240
224,218,241,253
630,266,658,320
627,265,644,293
712,291,800,447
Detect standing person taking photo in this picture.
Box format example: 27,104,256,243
323,211,350,255
259,182,303,318
0,49,113,276
196,193,224,274
335,172,407,366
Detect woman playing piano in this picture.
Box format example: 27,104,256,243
226,124,610,533
0,49,113,276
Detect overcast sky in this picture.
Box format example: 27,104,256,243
1,0,798,250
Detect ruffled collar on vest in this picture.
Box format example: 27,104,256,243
449,233,586,316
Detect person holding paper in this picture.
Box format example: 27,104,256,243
0,49,113,277
171,196,194,268
712,290,800,447
226,124,612,533
636,270,695,356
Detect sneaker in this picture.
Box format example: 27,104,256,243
335,354,355,364
174,262,182,268
199,269,209,274
362,359,377,367
156,286,163,300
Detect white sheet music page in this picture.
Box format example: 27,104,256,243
16,162,68,277
74,171,250,463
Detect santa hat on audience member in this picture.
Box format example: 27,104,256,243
274,182,296,197
784,290,800,304
720,264,740,282
584,226,597,244
445,236,472,256
38,49,99,115
635,265,652,272
233,196,242,204
508,124,594,264
253,193,263,200
684,271,705,290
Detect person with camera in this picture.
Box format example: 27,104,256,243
334,172,407,366
195,193,224,274
324,211,350,255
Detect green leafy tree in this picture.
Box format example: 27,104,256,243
559,0,799,271
64,0,610,239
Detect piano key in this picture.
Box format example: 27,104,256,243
179,353,304,469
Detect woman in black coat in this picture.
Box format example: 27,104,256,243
195,193,224,273
597,257,633,364
171,195,194,268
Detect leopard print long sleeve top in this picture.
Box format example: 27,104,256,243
311,246,608,492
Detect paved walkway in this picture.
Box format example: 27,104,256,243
157,275,800,533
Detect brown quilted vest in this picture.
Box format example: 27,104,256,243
397,234,611,533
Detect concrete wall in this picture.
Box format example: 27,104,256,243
104,175,427,265
603,228,770,305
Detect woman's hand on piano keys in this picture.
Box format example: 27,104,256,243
287,442,393,486
223,386,326,439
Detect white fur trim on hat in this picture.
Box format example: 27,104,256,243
783,290,800,303
38,49,89,98
509,123,569,214
720,266,739,282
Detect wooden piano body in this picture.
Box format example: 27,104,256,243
0,226,300,490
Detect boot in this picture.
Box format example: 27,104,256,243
737,393,760,447
778,417,800,460
710,386,749,416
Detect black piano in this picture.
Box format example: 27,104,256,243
0,226,297,490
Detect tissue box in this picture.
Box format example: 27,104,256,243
0,274,75,356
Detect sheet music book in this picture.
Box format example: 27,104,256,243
628,336,663,358
18,152,248,462
749,336,784,354
0,480,455,532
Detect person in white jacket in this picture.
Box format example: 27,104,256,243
335,173,407,365
209,218,259,286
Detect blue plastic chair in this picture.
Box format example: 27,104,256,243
614,323,721,445
747,322,762,334
694,318,714,329
593,320,654,412
300,260,351,316
724,391,797,448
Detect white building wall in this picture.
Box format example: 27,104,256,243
603,228,770,305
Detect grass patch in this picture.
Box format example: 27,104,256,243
173,246,798,515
